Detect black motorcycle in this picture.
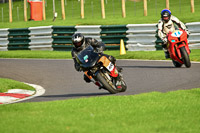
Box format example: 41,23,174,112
75,45,127,94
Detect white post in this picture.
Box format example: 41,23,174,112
2,7,3,22
17,6,19,21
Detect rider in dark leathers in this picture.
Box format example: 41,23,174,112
71,33,122,88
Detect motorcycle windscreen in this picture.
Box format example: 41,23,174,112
76,45,100,68
171,30,183,38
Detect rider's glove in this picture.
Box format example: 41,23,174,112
185,29,190,38
95,47,104,54
162,37,168,45
94,48,103,54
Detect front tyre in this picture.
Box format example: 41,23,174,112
119,79,127,92
180,47,191,68
172,60,182,68
96,71,119,94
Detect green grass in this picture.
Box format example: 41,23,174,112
0,49,200,61
0,50,72,59
0,88,200,133
0,0,200,28
113,49,200,62
0,78,35,93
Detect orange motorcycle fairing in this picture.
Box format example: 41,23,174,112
98,56,119,78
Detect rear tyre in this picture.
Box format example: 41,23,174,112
180,47,191,68
96,71,119,94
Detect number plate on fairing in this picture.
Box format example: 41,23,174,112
106,62,114,72
171,30,183,37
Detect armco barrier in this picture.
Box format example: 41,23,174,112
100,25,128,50
126,24,157,51
187,33,200,49
0,28,9,51
186,22,200,33
29,36,53,51
29,26,53,51
8,28,30,50
75,25,101,41
186,22,200,49
0,22,200,51
52,26,76,51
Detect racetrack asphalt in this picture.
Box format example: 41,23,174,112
0,59,199,102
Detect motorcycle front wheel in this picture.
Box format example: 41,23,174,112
180,47,191,68
118,79,127,92
96,71,119,94
172,60,183,68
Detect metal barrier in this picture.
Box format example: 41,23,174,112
52,26,76,51
0,28,9,51
8,28,30,50
186,22,200,49
186,22,200,33
100,25,128,50
126,24,157,51
75,25,101,41
29,26,53,51
0,22,200,51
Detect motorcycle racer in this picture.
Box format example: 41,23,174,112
71,33,123,89
157,9,190,58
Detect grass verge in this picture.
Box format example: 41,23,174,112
0,49,200,61
0,78,35,93
0,88,200,133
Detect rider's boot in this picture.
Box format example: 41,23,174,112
163,48,170,59
84,74,91,83
165,51,170,59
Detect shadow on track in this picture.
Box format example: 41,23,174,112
40,92,110,99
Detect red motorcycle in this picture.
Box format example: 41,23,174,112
167,29,191,68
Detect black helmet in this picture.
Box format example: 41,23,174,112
72,33,85,48
161,9,171,22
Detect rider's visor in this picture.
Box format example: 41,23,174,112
75,41,82,47
163,16,169,20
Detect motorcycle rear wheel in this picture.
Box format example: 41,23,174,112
180,47,191,68
96,71,119,94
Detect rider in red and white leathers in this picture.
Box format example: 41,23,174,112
157,9,190,58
